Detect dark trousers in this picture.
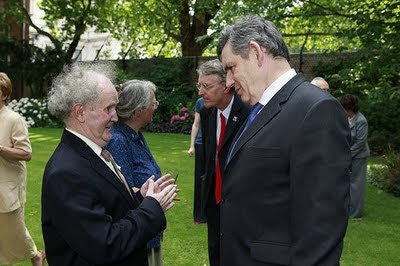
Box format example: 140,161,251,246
206,195,220,266
193,143,207,222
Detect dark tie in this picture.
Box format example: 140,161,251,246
215,113,226,204
226,102,264,163
101,148,133,198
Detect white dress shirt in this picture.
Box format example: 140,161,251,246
258,69,297,112
216,95,234,145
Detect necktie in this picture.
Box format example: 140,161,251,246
226,102,264,164
101,148,133,198
243,102,264,132
215,113,226,204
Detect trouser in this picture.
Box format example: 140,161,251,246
193,143,207,222
206,197,220,266
349,157,367,218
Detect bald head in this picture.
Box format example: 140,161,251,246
311,77,330,93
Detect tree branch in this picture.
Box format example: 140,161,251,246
299,29,311,73
65,0,92,62
303,0,354,18
283,32,333,37
22,7,62,49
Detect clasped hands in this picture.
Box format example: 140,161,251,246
140,174,178,212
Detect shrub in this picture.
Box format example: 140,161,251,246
115,58,199,126
312,52,400,153
143,105,194,134
368,148,400,197
7,98,63,128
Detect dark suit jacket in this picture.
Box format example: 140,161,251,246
221,74,352,265
200,94,250,211
42,130,166,266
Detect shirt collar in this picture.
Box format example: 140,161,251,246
259,69,297,107
218,95,234,121
66,128,103,157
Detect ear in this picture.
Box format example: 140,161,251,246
223,85,232,94
249,41,264,67
71,103,85,123
133,108,143,118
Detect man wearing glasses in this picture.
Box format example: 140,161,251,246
197,59,250,266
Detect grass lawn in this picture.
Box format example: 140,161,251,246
10,128,400,265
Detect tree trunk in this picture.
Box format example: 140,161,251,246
178,0,219,56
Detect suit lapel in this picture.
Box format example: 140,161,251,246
227,74,306,163
91,157,138,207
221,95,243,149
209,108,217,154
62,130,138,207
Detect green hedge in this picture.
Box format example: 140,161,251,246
312,52,400,153
368,148,400,197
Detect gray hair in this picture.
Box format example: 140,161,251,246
197,59,226,84
116,80,156,122
217,15,290,61
48,62,116,121
311,77,327,83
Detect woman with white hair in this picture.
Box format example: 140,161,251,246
106,79,163,266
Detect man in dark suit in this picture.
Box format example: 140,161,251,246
197,59,250,266
42,63,177,266
216,16,352,265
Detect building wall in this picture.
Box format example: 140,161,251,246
28,0,122,61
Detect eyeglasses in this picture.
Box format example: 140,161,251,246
152,101,159,110
196,81,220,92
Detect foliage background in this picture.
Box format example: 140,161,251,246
115,58,197,133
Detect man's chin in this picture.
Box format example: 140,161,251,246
237,93,250,104
102,133,112,144
203,102,213,108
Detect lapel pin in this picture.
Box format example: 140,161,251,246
232,116,238,122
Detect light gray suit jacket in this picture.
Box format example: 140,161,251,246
349,112,370,159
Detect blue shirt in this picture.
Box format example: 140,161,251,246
107,123,162,248
195,97,204,144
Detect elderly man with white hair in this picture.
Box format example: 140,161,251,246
42,63,177,266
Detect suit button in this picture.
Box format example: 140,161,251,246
220,233,224,237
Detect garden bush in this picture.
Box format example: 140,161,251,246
0,38,65,98
6,96,194,134
368,148,400,197
312,51,400,153
144,106,194,134
115,58,199,126
7,97,63,128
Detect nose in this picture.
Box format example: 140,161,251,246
226,71,235,89
198,87,204,96
111,109,118,122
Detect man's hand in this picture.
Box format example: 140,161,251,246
140,174,175,197
145,179,177,212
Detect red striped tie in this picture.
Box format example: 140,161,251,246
215,113,226,204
